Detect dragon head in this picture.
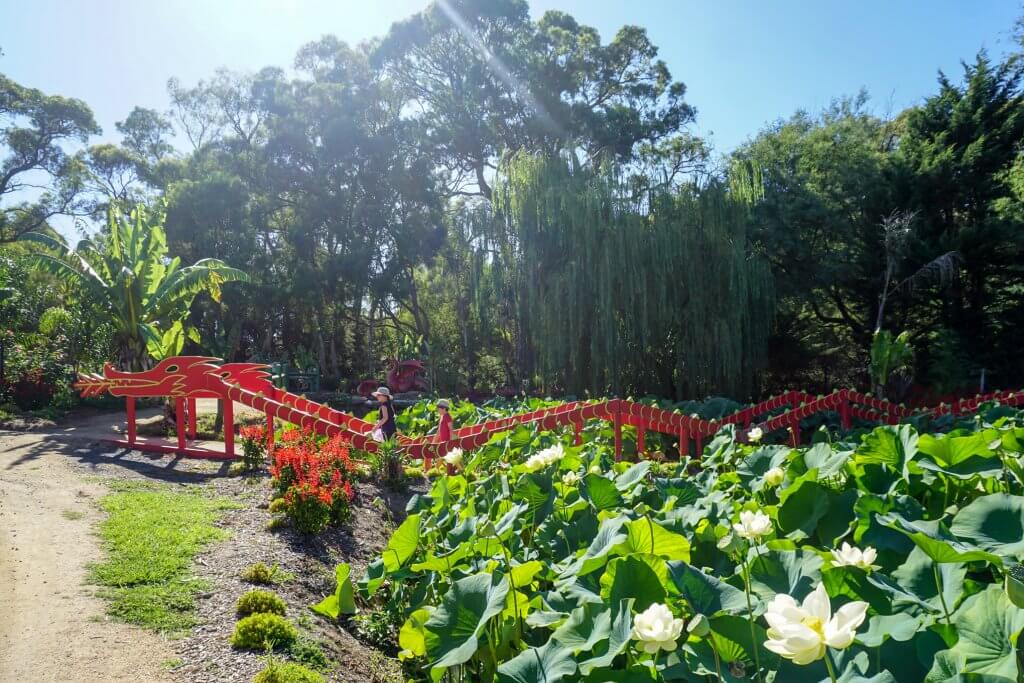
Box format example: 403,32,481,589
75,356,222,398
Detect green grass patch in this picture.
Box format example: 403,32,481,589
90,483,241,634
61,509,86,520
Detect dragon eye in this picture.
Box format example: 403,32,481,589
165,364,179,373
221,371,231,377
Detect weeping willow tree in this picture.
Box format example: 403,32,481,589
464,152,774,399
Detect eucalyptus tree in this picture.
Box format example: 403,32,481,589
24,203,248,370
0,70,99,242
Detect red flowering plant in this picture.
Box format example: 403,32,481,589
239,425,267,471
268,427,357,534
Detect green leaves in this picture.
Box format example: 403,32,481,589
929,586,1024,679
382,514,422,573
310,562,356,619
424,572,509,668
950,494,1024,559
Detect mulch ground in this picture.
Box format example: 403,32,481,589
64,445,423,683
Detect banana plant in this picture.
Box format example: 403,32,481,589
870,329,913,398
23,203,248,370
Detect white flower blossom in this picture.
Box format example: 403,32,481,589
747,427,764,443
764,583,868,665
442,448,463,468
588,464,602,474
764,467,785,487
631,603,685,654
524,443,564,471
733,510,773,541
830,543,880,571
561,471,580,487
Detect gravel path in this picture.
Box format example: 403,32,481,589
0,408,416,682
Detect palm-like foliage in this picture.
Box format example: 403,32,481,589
24,203,249,370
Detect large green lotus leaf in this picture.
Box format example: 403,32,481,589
566,515,629,577
311,562,356,619
617,517,691,562
778,471,831,538
398,607,432,661
880,513,1002,565
950,494,1024,559
853,494,921,558
496,640,576,683
932,585,1024,679
803,441,853,479
746,549,823,605
667,560,748,616
856,425,917,479
822,565,905,614
578,598,633,674
515,471,555,523
858,612,925,647
411,542,470,574
614,461,652,492
917,456,1003,479
358,557,386,598
816,488,860,547
709,614,769,666
382,514,422,573
508,560,544,589
551,603,612,653
582,473,622,511
578,667,653,683
876,625,946,682
918,432,992,467
599,554,669,611
1006,564,1024,609
891,546,967,614
652,477,702,507
738,445,791,492
424,572,509,668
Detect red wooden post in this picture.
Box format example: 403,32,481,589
678,428,689,457
789,420,801,447
126,397,137,445
574,421,583,446
636,422,646,458
175,398,186,451
223,399,235,457
187,397,197,439
839,398,850,431
613,404,623,462
695,433,704,458
266,410,275,452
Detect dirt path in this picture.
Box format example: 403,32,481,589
0,416,175,683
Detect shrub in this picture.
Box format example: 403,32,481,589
288,634,332,672
241,562,293,585
268,497,287,514
252,659,324,683
240,425,267,470
230,613,297,650
236,589,287,617
269,430,356,534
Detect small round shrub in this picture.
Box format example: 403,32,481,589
268,498,287,514
236,589,287,617
242,562,282,585
230,613,297,650
252,660,324,683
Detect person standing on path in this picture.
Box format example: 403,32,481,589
372,387,397,441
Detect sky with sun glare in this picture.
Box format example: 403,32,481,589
1,1,1020,160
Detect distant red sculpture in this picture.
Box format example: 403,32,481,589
356,359,429,397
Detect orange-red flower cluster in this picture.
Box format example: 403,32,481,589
269,427,356,533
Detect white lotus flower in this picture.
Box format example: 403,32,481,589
747,427,764,443
588,464,602,474
561,471,580,486
442,448,463,468
830,543,880,571
764,583,868,665
764,467,785,487
524,443,564,471
631,602,685,654
733,510,773,541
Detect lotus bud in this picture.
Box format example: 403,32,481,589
687,613,710,637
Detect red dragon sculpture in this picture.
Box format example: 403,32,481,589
75,357,275,398
356,358,429,397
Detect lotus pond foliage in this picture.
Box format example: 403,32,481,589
327,400,1024,682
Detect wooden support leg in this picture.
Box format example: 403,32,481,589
839,400,850,431
126,397,137,446
187,397,197,439
266,410,275,452
678,428,688,458
574,422,582,446
176,398,186,451
613,411,623,462
790,422,801,447
695,434,703,458
637,425,646,458
224,399,235,457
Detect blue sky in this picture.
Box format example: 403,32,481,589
1,0,1020,155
